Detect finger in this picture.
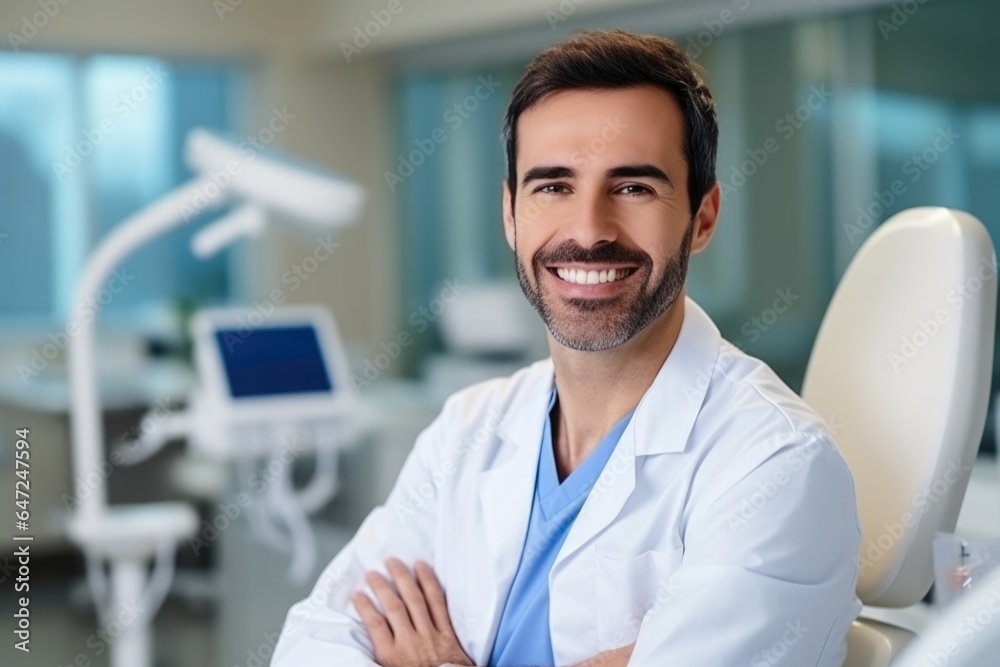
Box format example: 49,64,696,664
351,591,394,650
366,570,414,637
414,560,453,635
385,558,433,634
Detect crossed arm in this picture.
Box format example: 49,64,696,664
350,557,634,667
275,407,858,667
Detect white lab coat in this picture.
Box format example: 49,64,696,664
272,296,862,667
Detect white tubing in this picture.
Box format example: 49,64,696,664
269,456,316,585
295,446,339,514
132,540,177,629
115,410,190,466
246,490,293,555
84,541,176,633
85,553,111,627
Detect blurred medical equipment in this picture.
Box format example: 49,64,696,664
932,533,1000,610
65,127,365,667
216,380,449,665
187,304,358,583
894,563,1000,667
802,207,997,667
437,282,543,356
423,281,547,401
117,305,360,584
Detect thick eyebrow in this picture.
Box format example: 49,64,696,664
521,165,575,188
606,164,673,187
520,163,673,189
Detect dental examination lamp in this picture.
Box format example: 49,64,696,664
66,128,365,667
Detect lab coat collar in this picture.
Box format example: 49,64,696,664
558,296,720,566
474,365,551,664
474,296,721,663
632,295,722,456
496,294,722,457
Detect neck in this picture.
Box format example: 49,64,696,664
548,294,687,478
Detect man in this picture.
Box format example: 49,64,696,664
273,29,861,667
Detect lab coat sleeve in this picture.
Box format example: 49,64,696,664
627,432,862,667
271,404,452,667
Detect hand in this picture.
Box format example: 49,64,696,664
575,642,635,667
352,558,475,667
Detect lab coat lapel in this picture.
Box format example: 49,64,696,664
553,423,637,571
553,296,721,569
469,360,554,664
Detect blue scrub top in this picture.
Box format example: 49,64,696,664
488,388,635,667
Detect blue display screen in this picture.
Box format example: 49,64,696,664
214,325,334,398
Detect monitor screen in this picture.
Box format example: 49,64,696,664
214,325,334,398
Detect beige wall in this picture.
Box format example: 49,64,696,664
246,54,397,359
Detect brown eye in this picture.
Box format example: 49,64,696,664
618,184,652,196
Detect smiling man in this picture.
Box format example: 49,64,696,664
273,29,861,667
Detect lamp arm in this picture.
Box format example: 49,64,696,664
67,176,227,521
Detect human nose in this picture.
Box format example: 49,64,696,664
562,187,619,249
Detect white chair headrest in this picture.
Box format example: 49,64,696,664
803,207,996,607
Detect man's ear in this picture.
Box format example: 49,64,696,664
690,182,721,255
501,179,516,252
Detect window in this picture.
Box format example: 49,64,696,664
0,53,244,330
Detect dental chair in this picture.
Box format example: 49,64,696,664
801,207,997,667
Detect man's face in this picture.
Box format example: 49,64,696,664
503,85,711,352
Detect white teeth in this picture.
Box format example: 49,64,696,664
555,267,631,284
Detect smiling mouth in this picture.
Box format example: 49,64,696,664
549,266,637,285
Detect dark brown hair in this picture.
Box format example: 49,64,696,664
502,29,718,215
